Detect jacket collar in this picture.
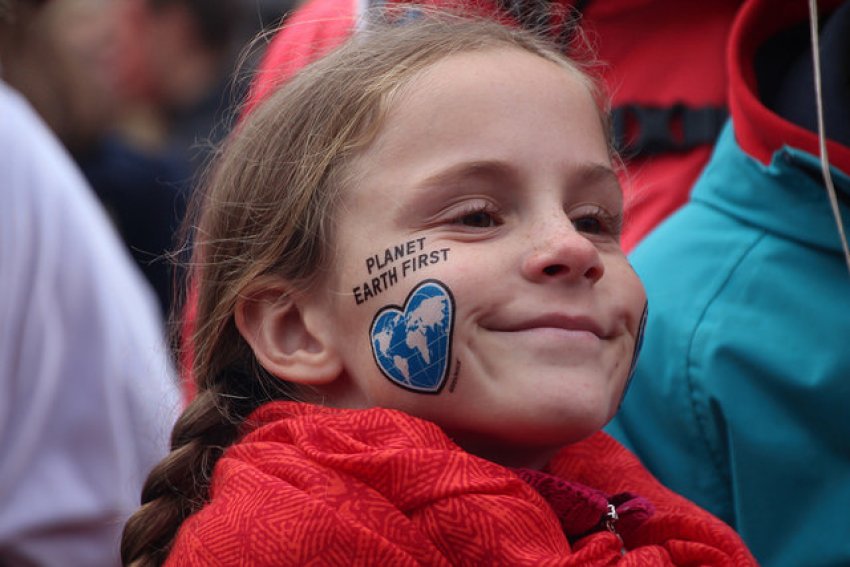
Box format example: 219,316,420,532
694,123,850,253
728,0,850,171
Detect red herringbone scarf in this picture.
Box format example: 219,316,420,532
167,402,756,566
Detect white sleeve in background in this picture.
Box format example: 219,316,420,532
0,82,181,567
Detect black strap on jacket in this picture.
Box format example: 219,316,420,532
612,103,728,158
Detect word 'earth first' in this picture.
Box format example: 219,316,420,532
354,238,450,305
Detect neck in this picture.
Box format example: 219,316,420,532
448,433,560,470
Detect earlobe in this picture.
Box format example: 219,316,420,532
234,278,342,386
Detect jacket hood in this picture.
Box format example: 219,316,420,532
728,0,850,172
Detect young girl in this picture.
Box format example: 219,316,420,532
122,12,756,566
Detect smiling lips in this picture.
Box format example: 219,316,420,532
490,314,607,340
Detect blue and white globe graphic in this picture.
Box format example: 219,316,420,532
370,280,454,393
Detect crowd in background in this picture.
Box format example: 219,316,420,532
1,1,293,564
1,0,848,565
3,0,294,317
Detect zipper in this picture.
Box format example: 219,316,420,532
604,503,626,554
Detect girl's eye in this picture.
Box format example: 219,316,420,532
444,201,502,229
459,210,498,228
571,206,622,238
573,216,603,234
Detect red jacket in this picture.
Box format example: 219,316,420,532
167,402,756,565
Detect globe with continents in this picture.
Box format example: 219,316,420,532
370,280,454,393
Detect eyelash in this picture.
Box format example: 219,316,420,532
443,201,622,238
447,201,503,228
570,205,623,239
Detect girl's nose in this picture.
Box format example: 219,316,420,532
521,219,604,285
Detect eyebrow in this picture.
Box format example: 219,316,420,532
575,162,621,187
414,160,516,193
414,160,622,196
573,163,624,203
397,159,623,222
392,161,517,221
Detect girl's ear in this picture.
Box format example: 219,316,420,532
234,277,343,385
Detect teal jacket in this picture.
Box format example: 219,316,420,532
608,1,850,565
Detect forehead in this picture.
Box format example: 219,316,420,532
342,46,611,208
384,46,595,130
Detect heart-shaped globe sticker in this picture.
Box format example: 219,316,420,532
370,279,455,394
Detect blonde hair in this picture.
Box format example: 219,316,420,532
121,8,611,565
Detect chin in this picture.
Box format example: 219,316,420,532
445,409,612,469
514,395,618,441
511,416,607,447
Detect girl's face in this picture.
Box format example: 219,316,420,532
309,47,646,466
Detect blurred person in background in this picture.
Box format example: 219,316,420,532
2,0,255,319
0,2,181,564
0,0,115,154
78,0,250,320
